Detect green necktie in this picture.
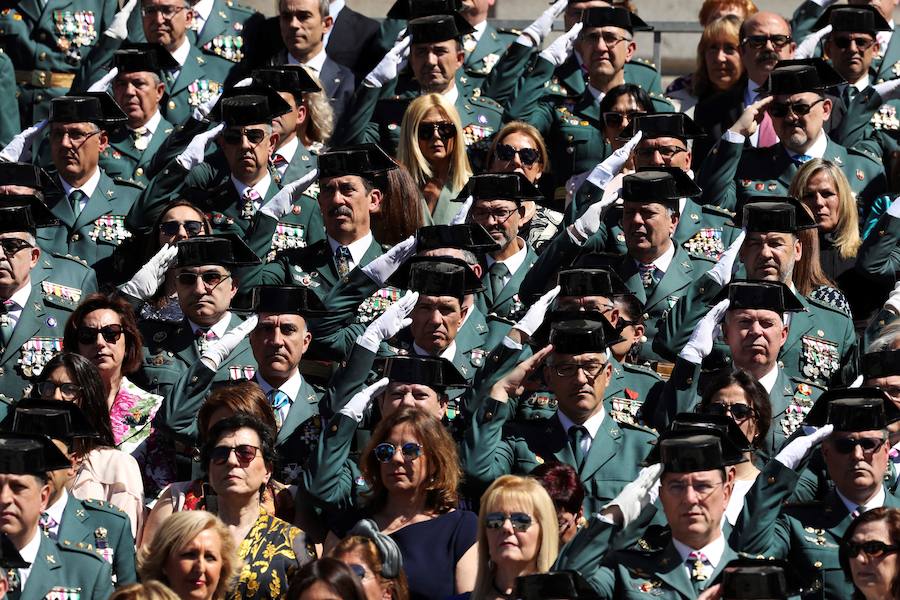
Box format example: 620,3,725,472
69,188,86,218
568,426,587,470
0,300,12,348
489,262,509,304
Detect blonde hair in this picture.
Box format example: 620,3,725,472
396,94,472,195
789,158,862,260
693,15,743,97
698,0,758,25
296,67,334,147
138,511,242,600
471,476,559,600
109,582,181,600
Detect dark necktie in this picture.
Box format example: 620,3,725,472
69,189,86,218
489,262,509,303
334,245,352,277
0,299,13,347
638,263,657,289
568,425,587,470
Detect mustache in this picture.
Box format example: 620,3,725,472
328,206,353,218
756,50,780,64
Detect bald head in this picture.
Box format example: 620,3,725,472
740,12,795,85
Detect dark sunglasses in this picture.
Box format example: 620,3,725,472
768,97,825,118
0,238,34,256
36,381,83,400
347,564,368,580
832,437,886,454
222,128,267,145
485,512,534,532
175,271,231,288
602,110,646,128
741,34,792,49
373,442,423,463
495,143,541,166
833,35,875,51
417,121,457,141
159,220,204,237
76,324,124,345
210,444,260,465
633,145,687,159
704,402,755,421
845,540,900,559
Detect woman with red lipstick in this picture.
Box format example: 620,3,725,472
840,508,900,600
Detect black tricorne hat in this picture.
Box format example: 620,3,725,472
557,268,629,298
580,6,652,33
0,162,56,192
252,65,321,95
0,195,59,233
10,400,99,441
656,433,729,473
643,413,748,468
388,256,484,299
618,112,706,141
378,355,469,390
515,570,601,600
318,144,397,180
464,172,544,204
720,558,794,600
756,58,845,95
48,92,127,127
710,280,805,313
812,5,891,34
622,167,701,207
174,234,261,268
408,13,475,43
211,83,292,126
804,387,900,429
0,433,71,475
547,313,620,355
732,196,818,233
113,43,179,76
252,285,328,317
416,223,500,253
862,349,900,380
387,0,462,20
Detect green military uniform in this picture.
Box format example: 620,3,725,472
99,114,175,190
0,0,117,125
481,244,538,324
457,23,519,98
190,0,260,64
0,51,21,146
160,44,234,127
57,494,136,586
18,533,114,600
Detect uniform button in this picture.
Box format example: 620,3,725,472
71,234,80,241
0,367,4,376
135,167,144,177
191,376,198,383
814,561,822,568
168,100,176,110
767,476,776,484
35,94,43,102
330,424,338,433
484,412,493,421
39,52,47,61
167,351,174,357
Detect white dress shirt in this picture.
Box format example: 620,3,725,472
17,527,43,590
485,238,528,288
190,0,214,33
413,340,457,362
43,488,68,539
558,406,606,455
673,533,727,580
231,172,273,211
3,280,32,331
757,365,780,394
256,370,304,425
273,136,300,177
784,131,828,161
837,486,886,515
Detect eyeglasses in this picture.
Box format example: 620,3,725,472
495,143,541,166
49,128,101,144
0,238,34,256
175,271,231,289
141,5,187,19
634,145,687,159
210,444,260,466
485,512,534,532
582,30,632,48
159,220,204,237
76,324,124,345
221,128,267,146
768,97,825,118
36,381,83,400
602,110,645,129
551,361,606,378
662,480,723,498
373,442,423,463
417,121,457,141
741,34,792,49
704,402,755,421
833,35,876,51
470,207,519,222
845,540,900,559
831,436,886,455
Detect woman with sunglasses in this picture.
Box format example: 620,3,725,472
202,413,316,598
841,507,900,600
598,84,657,160
396,94,473,225
530,462,585,546
330,519,410,600
32,351,146,537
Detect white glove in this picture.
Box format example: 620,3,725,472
356,291,418,353
361,235,417,288
450,195,473,225
520,0,567,46
571,181,618,241
794,25,831,60
602,464,662,527
200,316,258,371
514,285,561,338
260,169,318,220
118,244,178,300
774,424,834,470
887,195,900,219
586,131,643,190
0,120,47,163
706,229,746,286
191,89,223,121
679,299,729,364
104,0,137,40
539,23,582,67
339,377,389,423
176,123,224,170
233,77,253,88
87,67,119,92
885,281,900,315
874,78,900,102
849,375,864,388
364,36,411,88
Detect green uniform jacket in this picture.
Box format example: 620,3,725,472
99,115,176,190
0,0,117,124
32,250,97,300
161,44,234,126
857,209,900,285
0,285,73,411
457,23,518,98
697,135,887,214
480,244,538,323
738,458,900,599
461,398,657,514
420,183,461,226
190,0,261,66
0,52,21,145
19,533,114,600
58,495,136,586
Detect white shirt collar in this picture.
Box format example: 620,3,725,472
836,486,886,514
328,232,373,268
557,404,606,440
486,238,528,277
757,365,780,393
45,488,68,534
588,84,605,106
170,37,191,67
302,47,328,75
7,278,32,310
276,136,300,164
132,109,162,135
413,340,457,361
442,83,460,106
231,172,273,204
471,19,487,42
785,131,828,160
852,74,871,93
17,527,43,589
256,369,304,402
60,167,101,202
189,311,233,339
633,241,675,273
673,533,727,568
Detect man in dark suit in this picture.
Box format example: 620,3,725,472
324,0,380,81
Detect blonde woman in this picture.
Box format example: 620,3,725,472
138,511,242,600
299,71,335,153
470,476,560,600
396,93,472,225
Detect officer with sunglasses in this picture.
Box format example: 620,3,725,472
739,390,900,599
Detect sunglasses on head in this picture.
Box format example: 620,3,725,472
210,444,260,465
833,35,875,51
832,436,886,454
485,512,534,532
741,34,792,49
76,324,124,345
417,121,457,141
704,402,755,421
159,220,204,237
373,442,423,463
222,128,267,146
845,540,900,559
495,143,541,166
768,97,825,118
602,110,645,128
175,271,230,288
0,238,34,256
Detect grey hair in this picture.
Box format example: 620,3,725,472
868,321,900,353
277,0,329,19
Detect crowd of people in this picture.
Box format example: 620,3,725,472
4,0,900,597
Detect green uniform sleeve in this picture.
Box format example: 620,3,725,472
696,138,744,212
112,512,137,585
650,358,702,431
299,412,363,512
0,53,20,147
127,162,215,233
551,516,619,597
791,0,827,45
653,273,724,361
736,459,800,559
332,82,391,147
504,55,560,132
459,399,518,487
518,228,586,303
323,344,379,418
155,361,217,445
479,41,538,108
70,33,122,92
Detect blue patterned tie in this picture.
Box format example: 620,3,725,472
268,389,290,429
334,245,352,277
793,154,813,165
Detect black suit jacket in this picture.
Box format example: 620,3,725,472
269,49,356,128
326,6,381,81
